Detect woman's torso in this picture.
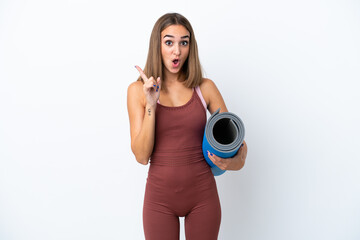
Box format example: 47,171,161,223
146,88,216,207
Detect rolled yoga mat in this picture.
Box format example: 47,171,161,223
202,109,245,176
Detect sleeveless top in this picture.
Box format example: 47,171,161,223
150,86,207,166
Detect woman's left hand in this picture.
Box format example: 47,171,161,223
207,140,248,171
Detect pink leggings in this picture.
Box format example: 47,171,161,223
143,162,221,240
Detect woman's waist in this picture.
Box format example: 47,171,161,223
150,145,205,166
146,161,215,189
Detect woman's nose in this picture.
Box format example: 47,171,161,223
173,44,180,56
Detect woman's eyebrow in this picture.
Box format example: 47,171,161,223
163,35,190,39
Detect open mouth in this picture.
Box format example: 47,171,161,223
172,59,180,67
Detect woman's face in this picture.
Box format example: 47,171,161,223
161,24,190,75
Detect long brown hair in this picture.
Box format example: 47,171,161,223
137,13,203,90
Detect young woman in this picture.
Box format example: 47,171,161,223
127,12,248,240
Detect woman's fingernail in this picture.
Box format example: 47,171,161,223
241,143,244,147
210,152,213,156
153,85,156,87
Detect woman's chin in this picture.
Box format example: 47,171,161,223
171,69,181,74
165,66,181,75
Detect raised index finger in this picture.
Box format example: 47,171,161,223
135,65,148,81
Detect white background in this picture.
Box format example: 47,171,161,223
1,0,359,239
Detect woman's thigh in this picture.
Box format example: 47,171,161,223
143,202,180,240
184,194,221,240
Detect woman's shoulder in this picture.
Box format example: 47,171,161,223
199,78,218,94
198,78,219,105
200,77,214,86
199,78,227,113
128,80,143,90
127,80,145,105
128,80,143,95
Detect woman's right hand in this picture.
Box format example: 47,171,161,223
135,65,161,107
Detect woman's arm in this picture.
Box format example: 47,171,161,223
127,66,161,165
200,78,248,171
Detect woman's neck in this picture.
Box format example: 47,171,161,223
163,70,183,89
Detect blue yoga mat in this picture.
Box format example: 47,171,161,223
202,109,245,176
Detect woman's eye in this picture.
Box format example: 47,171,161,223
165,40,172,46
181,41,188,46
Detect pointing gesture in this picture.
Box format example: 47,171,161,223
135,65,161,107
